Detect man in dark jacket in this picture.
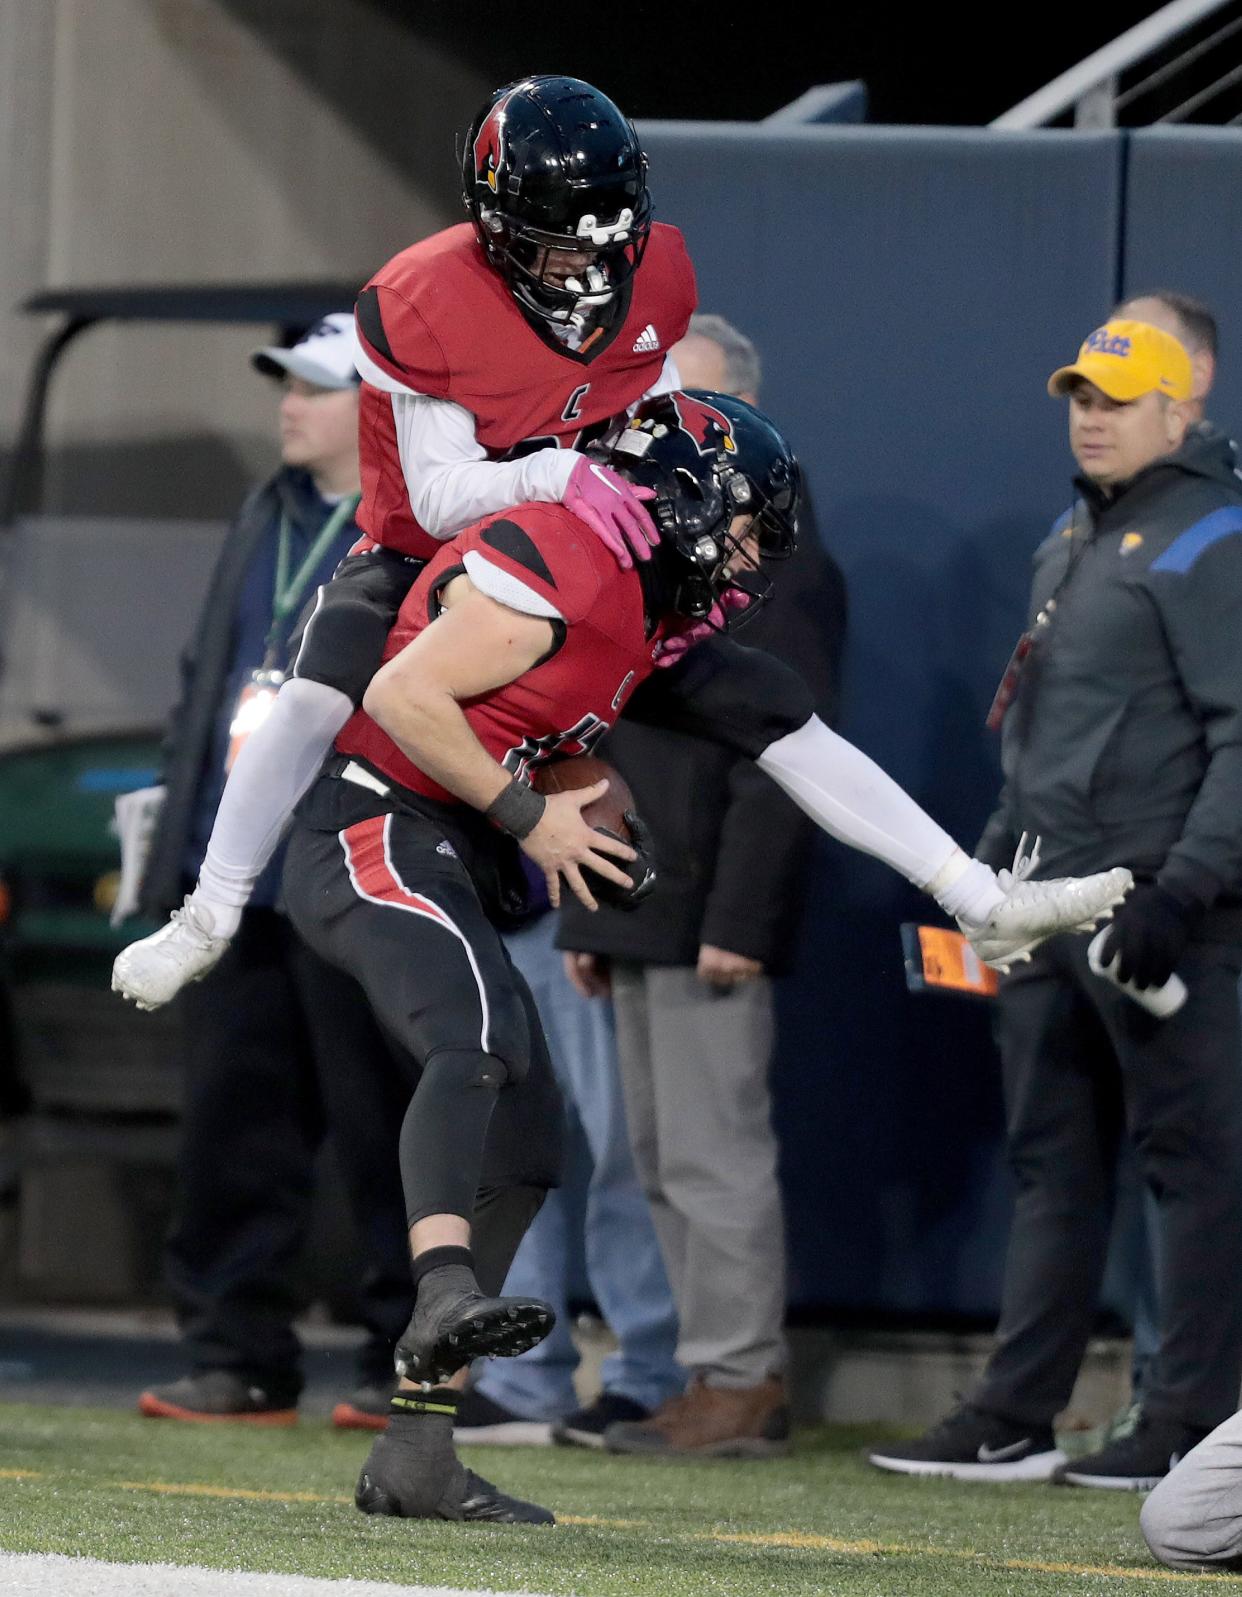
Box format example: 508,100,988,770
560,316,846,1456
869,318,1242,1489
132,316,415,1427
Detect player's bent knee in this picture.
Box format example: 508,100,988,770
294,598,393,705
423,1042,528,1091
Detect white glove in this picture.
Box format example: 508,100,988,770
110,785,166,927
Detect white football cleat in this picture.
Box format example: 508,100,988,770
111,896,231,1011
960,835,1133,974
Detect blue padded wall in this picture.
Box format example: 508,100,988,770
1124,129,1242,433
636,123,1125,1312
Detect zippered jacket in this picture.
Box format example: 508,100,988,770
979,425,1242,940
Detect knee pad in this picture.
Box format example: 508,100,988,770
293,596,394,705
422,1047,512,1094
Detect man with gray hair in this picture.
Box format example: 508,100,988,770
560,313,847,1457
673,313,764,402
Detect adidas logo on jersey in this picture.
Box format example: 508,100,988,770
632,323,660,353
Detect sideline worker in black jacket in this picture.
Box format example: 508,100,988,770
560,315,846,1458
868,319,1242,1491
134,317,415,1427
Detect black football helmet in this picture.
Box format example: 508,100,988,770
592,392,802,628
461,75,652,326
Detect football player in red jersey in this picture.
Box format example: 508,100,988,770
278,393,1132,1524
113,74,696,1012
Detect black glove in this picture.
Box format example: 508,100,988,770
1093,883,1199,990
584,809,657,911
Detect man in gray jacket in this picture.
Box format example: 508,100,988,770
869,318,1242,1490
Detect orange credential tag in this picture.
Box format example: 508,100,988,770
901,924,999,1000
226,674,282,773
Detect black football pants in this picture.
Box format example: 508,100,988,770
972,932,1242,1432
282,779,564,1240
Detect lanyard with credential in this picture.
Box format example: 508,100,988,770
226,493,360,773
263,493,361,669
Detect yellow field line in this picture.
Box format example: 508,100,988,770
116,1480,351,1505
13,1469,1234,1584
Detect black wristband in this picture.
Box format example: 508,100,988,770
484,776,546,840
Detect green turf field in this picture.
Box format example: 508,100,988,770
0,1403,1232,1595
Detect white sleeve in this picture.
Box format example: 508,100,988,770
756,715,960,888
392,392,581,540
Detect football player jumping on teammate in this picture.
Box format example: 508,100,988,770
275,392,1131,1523
113,73,696,1009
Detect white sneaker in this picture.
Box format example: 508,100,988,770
111,896,231,1010
960,835,1132,973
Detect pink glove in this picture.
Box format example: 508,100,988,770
563,458,658,569
652,588,750,669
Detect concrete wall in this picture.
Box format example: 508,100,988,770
0,0,485,516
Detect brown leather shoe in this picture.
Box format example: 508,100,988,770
603,1376,790,1458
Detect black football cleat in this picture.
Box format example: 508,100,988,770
395,1290,555,1384
355,1460,553,1524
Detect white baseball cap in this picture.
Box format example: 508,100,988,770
252,311,360,390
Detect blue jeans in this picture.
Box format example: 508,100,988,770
476,914,682,1418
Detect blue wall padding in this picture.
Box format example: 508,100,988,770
634,123,1133,1313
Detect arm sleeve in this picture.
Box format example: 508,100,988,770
390,393,580,540
1150,529,1242,907
631,641,960,888
756,716,959,890
697,525,846,961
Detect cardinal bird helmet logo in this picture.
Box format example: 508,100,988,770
671,393,738,457
472,91,515,195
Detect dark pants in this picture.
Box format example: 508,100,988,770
973,933,1242,1432
282,776,564,1238
167,909,414,1398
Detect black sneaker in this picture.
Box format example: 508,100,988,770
867,1403,1065,1481
552,1392,651,1450
453,1387,552,1446
137,1370,298,1426
1055,1410,1208,1490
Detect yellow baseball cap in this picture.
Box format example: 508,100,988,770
1047,320,1193,402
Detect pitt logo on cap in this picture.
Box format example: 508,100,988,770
1085,328,1133,359
1047,320,1193,404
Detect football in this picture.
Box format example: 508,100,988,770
532,754,634,840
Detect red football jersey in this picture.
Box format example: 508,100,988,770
336,502,665,803
352,222,696,558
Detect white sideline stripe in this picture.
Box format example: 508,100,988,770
338,815,492,1052
0,1552,549,1597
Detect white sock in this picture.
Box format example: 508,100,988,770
193,676,354,936
924,850,1005,926
756,716,1004,920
